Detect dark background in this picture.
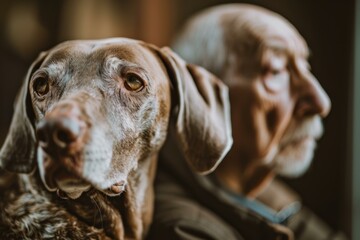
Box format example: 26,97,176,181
0,0,356,238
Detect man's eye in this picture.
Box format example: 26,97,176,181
124,74,144,92
262,66,283,77
269,69,281,76
33,76,50,97
262,68,289,92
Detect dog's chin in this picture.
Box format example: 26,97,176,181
58,185,92,199
55,180,126,200
39,164,92,199
46,169,126,200
37,147,126,200
54,170,92,199
50,179,126,200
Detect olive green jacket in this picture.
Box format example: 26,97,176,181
147,142,348,240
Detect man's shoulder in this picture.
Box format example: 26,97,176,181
258,179,348,239
149,167,242,240
286,206,348,240
148,190,243,240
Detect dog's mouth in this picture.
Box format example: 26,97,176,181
46,167,91,199
54,174,126,200
37,147,126,200
48,168,126,200
56,177,92,199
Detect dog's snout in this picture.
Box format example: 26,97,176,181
37,118,82,149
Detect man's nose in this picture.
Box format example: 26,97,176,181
295,74,331,118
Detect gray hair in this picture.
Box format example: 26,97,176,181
172,4,308,79
172,8,227,77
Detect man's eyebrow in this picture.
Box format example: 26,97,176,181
264,39,309,59
263,39,288,52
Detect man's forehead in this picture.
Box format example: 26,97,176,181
223,7,309,60
262,36,309,60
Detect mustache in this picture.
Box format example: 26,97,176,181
279,115,323,147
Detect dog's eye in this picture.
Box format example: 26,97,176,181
33,76,50,97
124,74,144,92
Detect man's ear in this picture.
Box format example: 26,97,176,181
157,47,232,174
0,51,48,173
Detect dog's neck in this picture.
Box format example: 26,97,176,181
61,153,157,240
12,154,158,240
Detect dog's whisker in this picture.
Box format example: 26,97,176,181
86,188,97,198
90,196,104,229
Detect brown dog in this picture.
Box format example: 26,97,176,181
0,38,232,240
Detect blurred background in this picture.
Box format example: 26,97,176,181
0,0,358,239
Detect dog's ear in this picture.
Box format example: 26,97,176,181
157,47,232,174
0,51,48,173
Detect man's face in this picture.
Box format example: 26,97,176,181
226,43,331,178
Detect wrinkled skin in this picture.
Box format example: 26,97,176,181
174,4,331,196
31,40,171,199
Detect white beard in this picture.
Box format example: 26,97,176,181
272,115,324,178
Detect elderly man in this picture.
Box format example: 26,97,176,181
147,4,347,240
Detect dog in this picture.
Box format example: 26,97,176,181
0,38,232,240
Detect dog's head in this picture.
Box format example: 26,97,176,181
0,38,232,199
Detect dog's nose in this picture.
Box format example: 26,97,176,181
36,117,82,149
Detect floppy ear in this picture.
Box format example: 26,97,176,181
0,52,47,173
157,47,232,174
